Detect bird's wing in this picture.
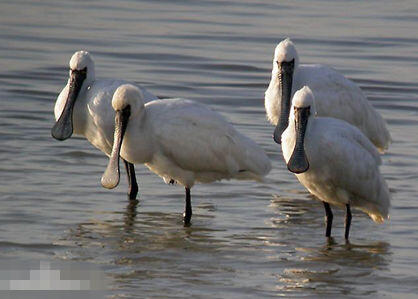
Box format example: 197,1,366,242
296,64,391,151
297,65,366,114
310,118,382,197
150,99,250,174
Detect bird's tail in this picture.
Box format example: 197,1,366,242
363,106,392,153
229,132,272,180
243,144,272,178
362,176,391,223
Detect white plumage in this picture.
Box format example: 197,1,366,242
53,51,157,154
282,87,390,239
102,84,271,224
52,51,157,198
124,99,271,186
265,38,391,153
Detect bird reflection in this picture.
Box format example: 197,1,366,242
275,240,392,297
123,199,139,232
270,193,392,296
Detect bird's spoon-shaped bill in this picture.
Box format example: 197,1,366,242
101,107,130,189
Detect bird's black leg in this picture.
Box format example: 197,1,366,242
344,204,352,240
323,202,333,238
123,159,138,200
183,187,192,225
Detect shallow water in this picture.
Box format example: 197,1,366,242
1,0,418,298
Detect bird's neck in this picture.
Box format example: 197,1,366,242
120,110,154,164
265,80,281,125
71,79,95,135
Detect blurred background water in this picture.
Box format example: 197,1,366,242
0,0,417,298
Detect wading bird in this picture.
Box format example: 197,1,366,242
265,38,391,152
52,51,157,199
281,86,390,239
101,84,271,225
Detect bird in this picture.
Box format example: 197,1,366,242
265,38,391,153
51,51,157,199
101,84,272,225
281,86,390,240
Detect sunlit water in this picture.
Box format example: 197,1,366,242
0,0,417,298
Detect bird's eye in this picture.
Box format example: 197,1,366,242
70,67,87,76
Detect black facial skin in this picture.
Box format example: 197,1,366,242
273,59,295,144
101,105,131,189
51,67,87,141
287,106,310,174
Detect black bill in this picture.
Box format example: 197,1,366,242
51,68,87,140
273,59,294,144
101,106,131,189
287,106,310,174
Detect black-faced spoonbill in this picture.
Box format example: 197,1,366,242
281,86,390,240
51,51,157,199
101,84,271,225
265,38,391,152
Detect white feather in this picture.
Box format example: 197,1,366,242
54,51,157,156
282,89,391,223
265,39,391,152
113,86,271,188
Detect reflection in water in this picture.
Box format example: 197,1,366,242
58,199,231,291
2,0,417,296
278,241,391,296
123,199,139,232
270,195,392,297
54,193,395,297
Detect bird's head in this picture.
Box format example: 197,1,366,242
51,50,95,141
273,38,299,71
286,86,314,174
101,84,145,190
272,38,300,144
112,84,145,119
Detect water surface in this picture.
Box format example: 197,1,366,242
0,0,417,298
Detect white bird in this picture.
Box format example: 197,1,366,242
101,84,272,225
52,51,157,199
282,86,390,239
265,38,391,153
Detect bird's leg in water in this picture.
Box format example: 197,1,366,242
345,204,352,240
323,202,333,238
183,187,192,225
123,160,138,200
